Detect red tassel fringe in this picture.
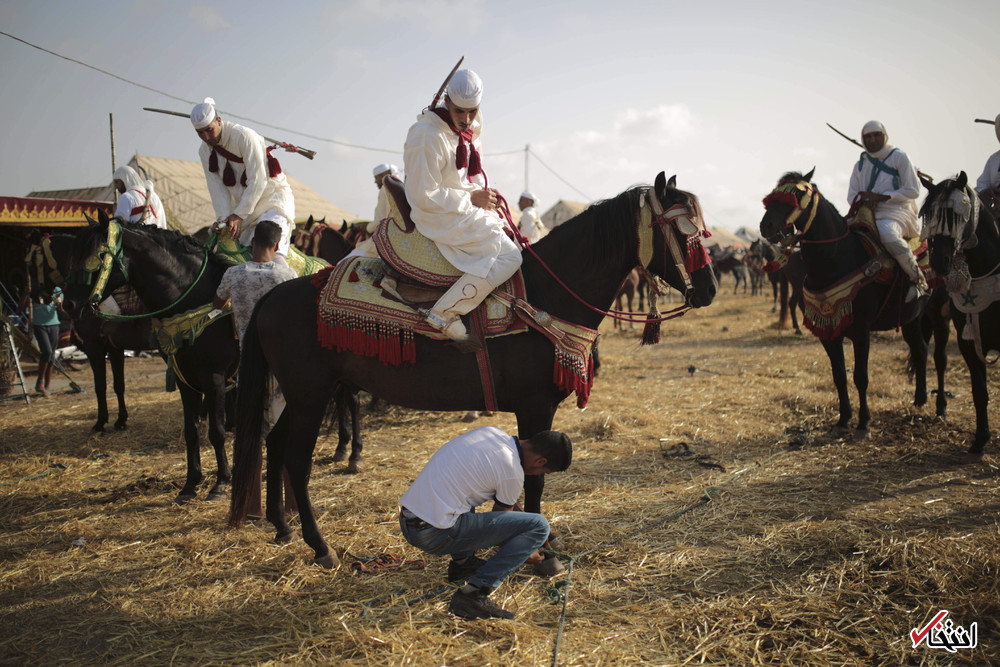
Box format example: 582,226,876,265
641,305,662,346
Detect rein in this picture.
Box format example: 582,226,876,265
501,187,704,325
79,220,212,321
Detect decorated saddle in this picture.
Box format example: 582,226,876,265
312,176,599,408
801,206,933,340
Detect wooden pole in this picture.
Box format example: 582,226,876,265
109,113,117,174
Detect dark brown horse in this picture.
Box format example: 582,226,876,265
923,171,1000,459
62,218,239,503
760,170,928,439
229,173,719,568
27,234,155,432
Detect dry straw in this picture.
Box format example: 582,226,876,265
2,293,998,665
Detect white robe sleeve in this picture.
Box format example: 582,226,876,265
884,151,920,206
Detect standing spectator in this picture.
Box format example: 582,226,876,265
31,286,62,396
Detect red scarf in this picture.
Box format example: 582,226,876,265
431,108,483,183
208,143,282,188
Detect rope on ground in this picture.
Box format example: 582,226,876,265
0,462,69,487
545,446,792,667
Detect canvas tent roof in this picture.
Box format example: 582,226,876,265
29,154,361,236
704,226,745,248
541,200,589,229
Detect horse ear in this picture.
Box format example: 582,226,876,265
918,173,934,190
654,171,666,194
957,171,968,189
97,209,111,228
803,167,815,182
667,175,677,189
85,213,98,227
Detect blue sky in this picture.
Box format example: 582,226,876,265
1,0,997,231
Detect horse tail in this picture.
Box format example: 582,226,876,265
229,307,268,528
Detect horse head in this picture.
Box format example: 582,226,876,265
920,171,985,278
759,168,820,244
645,171,718,308
61,210,130,318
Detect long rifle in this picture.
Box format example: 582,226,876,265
430,56,465,109
976,118,996,125
143,107,317,160
825,122,864,150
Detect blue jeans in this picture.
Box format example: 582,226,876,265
399,510,549,592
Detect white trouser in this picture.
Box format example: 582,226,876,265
876,217,921,282
240,209,292,258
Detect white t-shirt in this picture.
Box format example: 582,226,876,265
399,426,524,529
976,150,1000,192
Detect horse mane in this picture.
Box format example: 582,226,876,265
538,185,647,266
121,221,231,270
917,175,960,218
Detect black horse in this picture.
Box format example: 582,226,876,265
709,246,748,294
759,170,928,439
63,218,239,502
229,173,719,568
922,171,1000,460
751,239,807,334
27,235,154,432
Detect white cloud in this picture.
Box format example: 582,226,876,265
188,5,231,34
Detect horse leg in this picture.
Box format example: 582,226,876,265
345,387,363,473
931,297,951,418
265,412,294,542
108,347,129,430
960,341,990,460
176,384,205,502
902,319,929,409
85,345,110,433
206,374,232,501
283,404,339,568
515,405,564,574
332,385,348,463
821,338,853,437
851,335,872,440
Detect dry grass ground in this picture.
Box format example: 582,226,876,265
2,289,998,666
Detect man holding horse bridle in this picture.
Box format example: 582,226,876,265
403,67,522,347
848,120,926,302
398,426,572,620
191,97,296,265
975,113,1000,215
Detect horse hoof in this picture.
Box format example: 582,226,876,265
274,531,293,545
175,491,197,505
534,556,565,577
828,426,850,439
962,448,985,465
91,425,106,435
114,422,128,432
332,451,346,463
346,461,362,474
854,429,871,441
313,552,341,569
206,483,229,501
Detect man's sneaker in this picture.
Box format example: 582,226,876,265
447,555,488,582
449,588,514,620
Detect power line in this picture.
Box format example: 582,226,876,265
2,29,593,198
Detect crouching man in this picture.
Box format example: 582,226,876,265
398,426,572,619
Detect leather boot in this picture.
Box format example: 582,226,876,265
422,273,494,350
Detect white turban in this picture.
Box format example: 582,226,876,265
373,163,391,177
114,165,145,193
190,97,217,130
861,120,886,137
995,113,1000,143
446,69,483,108
520,191,537,203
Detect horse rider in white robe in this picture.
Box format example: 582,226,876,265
976,113,1000,212
847,120,926,302
113,165,166,229
190,97,295,264
517,191,545,244
403,68,522,346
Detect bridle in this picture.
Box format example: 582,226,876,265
637,185,712,304
761,178,822,248
74,219,210,321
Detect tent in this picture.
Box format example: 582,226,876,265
541,199,589,229
29,154,362,236
704,226,745,249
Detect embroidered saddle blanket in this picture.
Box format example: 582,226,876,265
312,176,599,407
802,206,933,340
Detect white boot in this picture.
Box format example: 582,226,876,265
423,273,494,348
892,246,928,303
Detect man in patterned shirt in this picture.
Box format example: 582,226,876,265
213,220,297,344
